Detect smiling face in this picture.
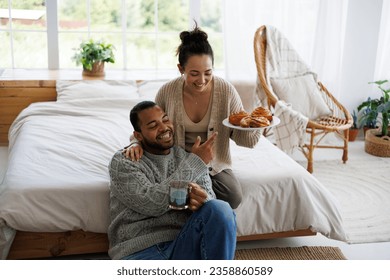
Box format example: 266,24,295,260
178,54,213,94
133,105,174,155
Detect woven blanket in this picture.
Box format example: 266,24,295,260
274,100,308,154
255,25,313,152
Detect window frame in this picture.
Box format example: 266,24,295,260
1,0,214,71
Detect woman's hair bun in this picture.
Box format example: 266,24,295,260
180,27,208,45
179,31,191,44
176,22,214,67
192,28,208,41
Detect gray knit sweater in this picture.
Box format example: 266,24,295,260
108,146,215,260
155,76,261,175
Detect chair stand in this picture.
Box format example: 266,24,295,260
300,128,349,173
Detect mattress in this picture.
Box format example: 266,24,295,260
0,95,347,258
0,147,7,182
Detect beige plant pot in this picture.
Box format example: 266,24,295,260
82,61,105,77
365,128,390,157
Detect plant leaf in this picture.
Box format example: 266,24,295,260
369,80,388,85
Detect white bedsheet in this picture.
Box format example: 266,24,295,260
0,98,140,233
231,139,346,239
0,97,347,258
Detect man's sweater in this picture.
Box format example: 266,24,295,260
108,146,215,260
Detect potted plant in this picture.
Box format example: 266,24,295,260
359,80,390,157
72,39,115,77
348,110,359,142
357,97,379,135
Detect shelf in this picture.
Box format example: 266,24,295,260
0,69,179,82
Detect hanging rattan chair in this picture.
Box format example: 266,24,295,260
253,25,352,173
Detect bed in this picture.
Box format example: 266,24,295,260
0,79,347,259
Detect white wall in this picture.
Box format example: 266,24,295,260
339,0,383,113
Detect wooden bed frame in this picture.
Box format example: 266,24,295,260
1,78,315,260
7,229,315,259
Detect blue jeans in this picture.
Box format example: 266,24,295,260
122,199,237,260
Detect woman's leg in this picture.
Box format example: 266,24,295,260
210,169,242,209
170,199,236,260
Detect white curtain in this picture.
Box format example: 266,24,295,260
223,0,347,98
374,0,390,80
311,0,348,99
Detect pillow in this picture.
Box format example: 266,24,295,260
270,74,331,119
137,80,168,101
56,80,139,101
231,80,258,112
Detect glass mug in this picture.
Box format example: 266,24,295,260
169,180,191,210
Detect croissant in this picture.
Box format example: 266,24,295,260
229,111,249,126
251,106,273,121
240,116,270,128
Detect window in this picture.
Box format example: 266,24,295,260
0,0,224,73
0,0,48,68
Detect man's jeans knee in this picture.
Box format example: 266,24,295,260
171,199,237,260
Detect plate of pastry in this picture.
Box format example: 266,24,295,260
222,107,280,131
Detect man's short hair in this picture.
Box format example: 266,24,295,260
130,101,157,132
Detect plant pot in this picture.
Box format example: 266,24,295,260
365,128,390,157
348,128,359,142
82,61,105,77
363,126,378,138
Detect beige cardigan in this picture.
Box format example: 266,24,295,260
155,76,261,175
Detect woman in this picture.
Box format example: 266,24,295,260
125,24,261,209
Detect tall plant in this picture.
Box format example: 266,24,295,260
363,80,390,137
357,97,379,129
373,80,390,137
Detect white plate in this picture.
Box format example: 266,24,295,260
222,116,280,131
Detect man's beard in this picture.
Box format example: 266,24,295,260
143,139,174,151
142,130,174,153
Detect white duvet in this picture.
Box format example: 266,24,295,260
0,97,347,258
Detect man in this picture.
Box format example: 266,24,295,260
108,100,236,260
